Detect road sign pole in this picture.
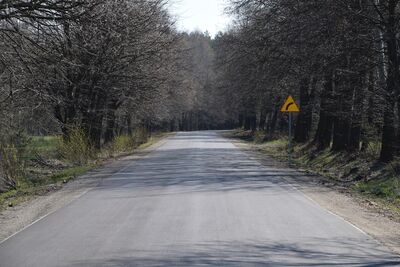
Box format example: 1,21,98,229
288,113,292,166
280,95,299,166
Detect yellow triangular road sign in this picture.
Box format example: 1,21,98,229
280,95,300,113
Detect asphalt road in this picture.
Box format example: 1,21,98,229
0,131,399,266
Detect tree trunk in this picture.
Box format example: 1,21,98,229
104,112,116,144
379,0,400,161
332,69,353,151
380,98,396,162
244,112,251,130
294,78,311,142
270,109,278,134
348,72,365,152
127,116,133,136
244,110,257,131
104,101,119,144
258,109,267,130
315,73,334,150
238,113,244,128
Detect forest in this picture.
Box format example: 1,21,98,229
1,0,400,204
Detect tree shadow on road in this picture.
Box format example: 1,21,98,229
69,238,400,266
94,142,318,195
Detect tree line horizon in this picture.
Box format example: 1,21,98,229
1,0,400,167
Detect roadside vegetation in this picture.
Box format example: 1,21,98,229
0,127,164,210
0,1,224,202
210,1,400,221
2,0,400,222
228,130,400,216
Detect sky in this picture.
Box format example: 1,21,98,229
168,0,232,37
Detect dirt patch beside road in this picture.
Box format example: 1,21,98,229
232,139,400,255
0,136,170,243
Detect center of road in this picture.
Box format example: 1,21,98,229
0,131,398,266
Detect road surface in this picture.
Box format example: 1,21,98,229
0,131,399,266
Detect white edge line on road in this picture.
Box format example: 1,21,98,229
0,139,163,245
287,181,368,235
285,180,400,256
0,187,92,245
0,162,134,245
228,138,370,236
0,134,374,247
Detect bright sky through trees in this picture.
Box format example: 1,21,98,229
169,0,231,37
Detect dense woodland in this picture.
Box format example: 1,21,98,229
1,0,400,193
215,0,400,163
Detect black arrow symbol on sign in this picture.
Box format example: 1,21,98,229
285,102,294,111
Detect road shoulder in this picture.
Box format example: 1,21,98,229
0,134,171,243
230,138,400,255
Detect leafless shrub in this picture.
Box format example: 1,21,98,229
57,126,94,165
0,144,21,192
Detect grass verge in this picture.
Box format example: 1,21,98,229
0,132,168,211
226,129,400,216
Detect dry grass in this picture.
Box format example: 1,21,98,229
0,130,168,211
226,129,400,214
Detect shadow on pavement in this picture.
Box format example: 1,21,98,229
70,238,400,266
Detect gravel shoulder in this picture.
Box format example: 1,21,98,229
2,132,398,256
232,139,400,255
0,136,170,243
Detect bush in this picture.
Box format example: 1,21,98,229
132,127,148,145
388,158,400,176
254,130,268,143
363,141,381,159
12,130,32,160
111,127,150,154
112,135,135,153
57,126,94,165
0,144,21,192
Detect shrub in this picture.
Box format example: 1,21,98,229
254,130,268,143
111,127,150,154
0,144,21,192
133,127,148,145
57,126,94,165
12,130,32,160
388,158,400,176
112,135,135,153
363,141,381,159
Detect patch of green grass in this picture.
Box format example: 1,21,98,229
226,129,287,145
0,189,18,207
255,138,288,160
49,166,92,184
296,149,340,169
0,186,39,209
30,136,60,150
225,129,255,141
226,129,400,214
357,177,400,200
1,135,91,210
1,132,169,211
294,146,400,208
26,136,60,159
267,138,288,146
0,165,94,210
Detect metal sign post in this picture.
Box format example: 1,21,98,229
288,113,292,166
280,95,299,166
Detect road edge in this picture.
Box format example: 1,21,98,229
226,134,400,255
0,133,174,244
